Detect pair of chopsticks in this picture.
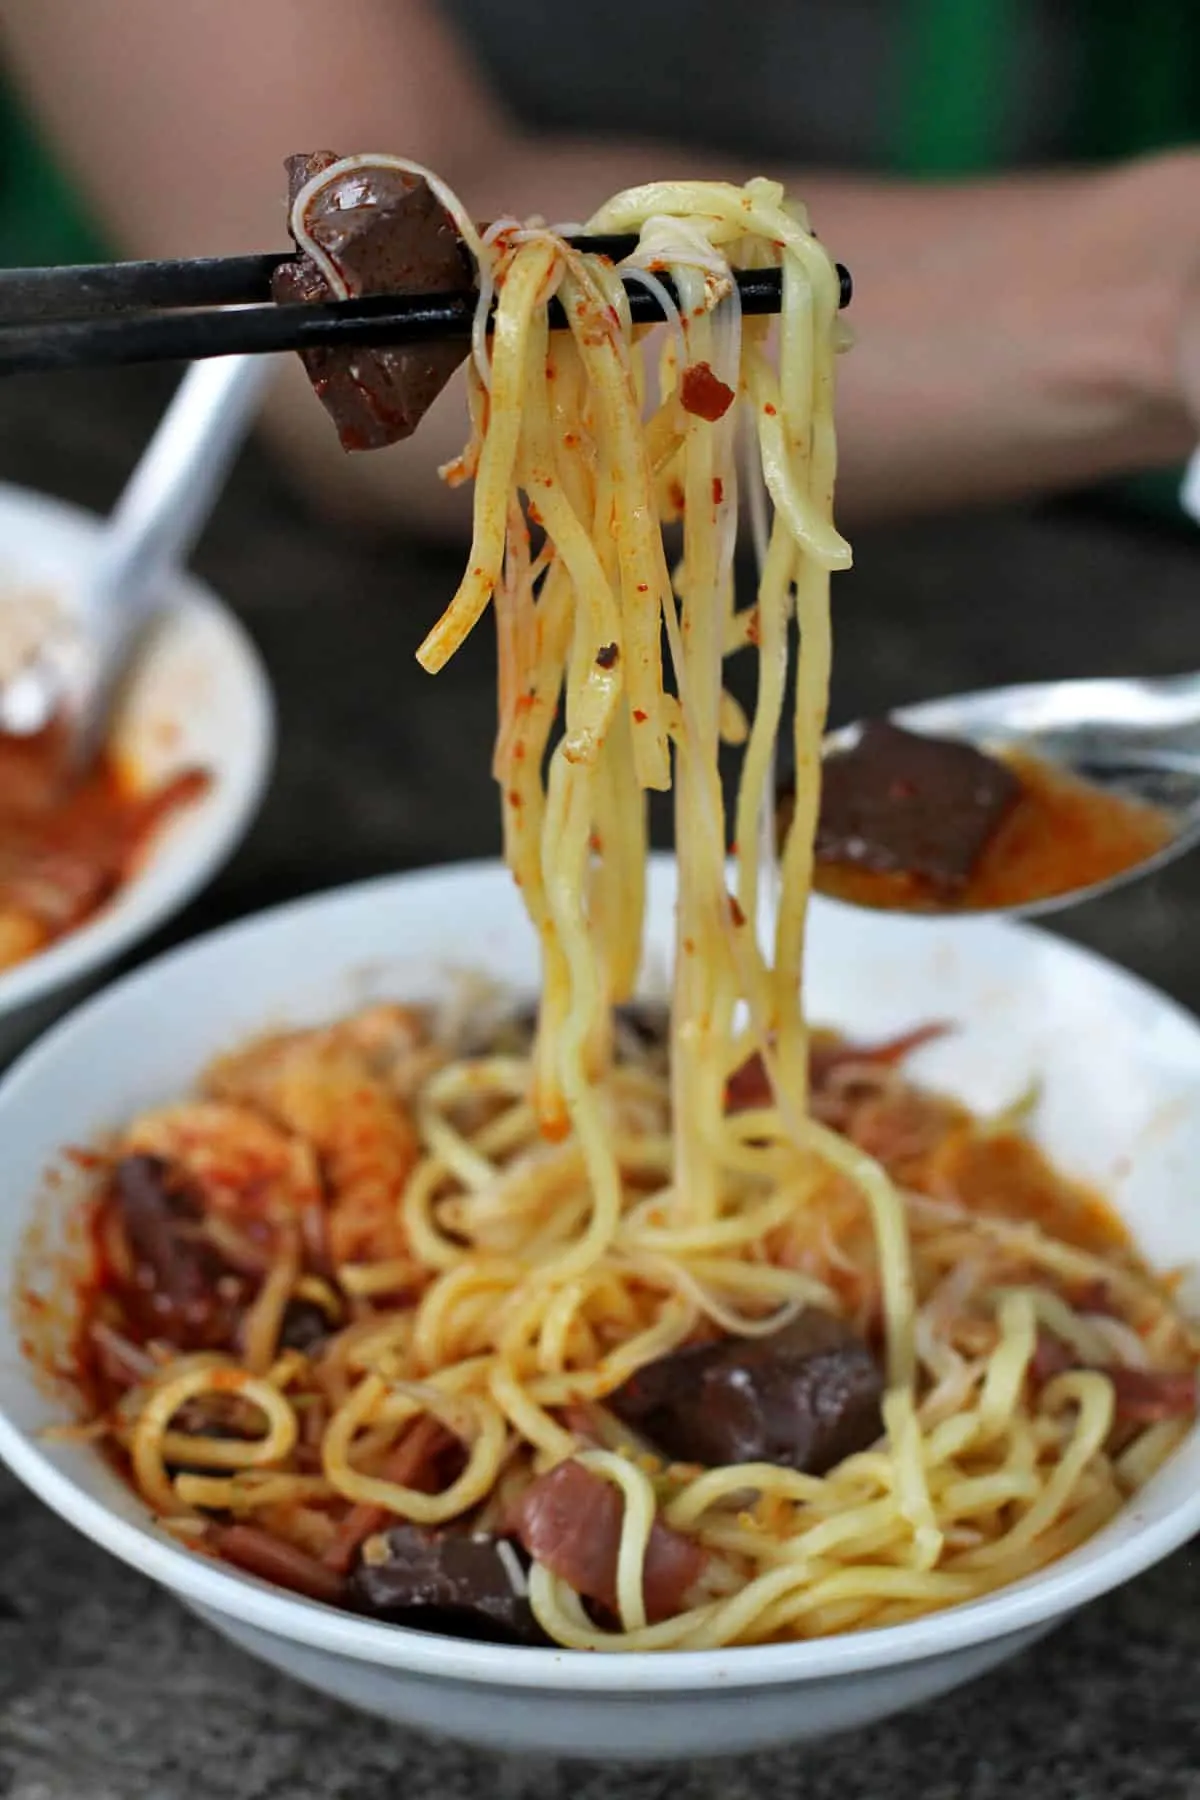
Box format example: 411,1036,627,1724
0,236,852,377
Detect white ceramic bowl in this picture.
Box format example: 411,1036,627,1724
0,481,272,1060
2,859,1200,1761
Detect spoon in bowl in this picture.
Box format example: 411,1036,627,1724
817,673,1200,920
0,352,276,767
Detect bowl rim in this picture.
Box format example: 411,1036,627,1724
0,481,274,1016
2,860,1199,1693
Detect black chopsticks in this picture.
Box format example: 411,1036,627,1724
0,237,853,377
0,253,295,322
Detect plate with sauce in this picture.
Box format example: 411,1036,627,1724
0,481,272,1058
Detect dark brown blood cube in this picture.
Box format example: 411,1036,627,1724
609,1310,883,1475
351,1526,545,1645
112,1154,246,1350
274,150,473,450
811,720,1020,893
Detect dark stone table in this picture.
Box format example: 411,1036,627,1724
3,366,1200,1800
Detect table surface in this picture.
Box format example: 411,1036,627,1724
3,367,1200,1800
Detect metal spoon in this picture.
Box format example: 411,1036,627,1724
822,673,1200,919
0,352,276,765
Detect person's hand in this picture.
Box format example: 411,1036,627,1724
835,149,1200,520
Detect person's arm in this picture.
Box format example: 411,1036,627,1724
3,0,1198,534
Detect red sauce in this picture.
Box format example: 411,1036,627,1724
0,719,209,970
927,1128,1130,1255
814,750,1172,913
679,362,735,422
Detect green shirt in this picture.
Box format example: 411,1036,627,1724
0,87,103,269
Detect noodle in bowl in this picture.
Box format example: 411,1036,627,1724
2,860,1200,1760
